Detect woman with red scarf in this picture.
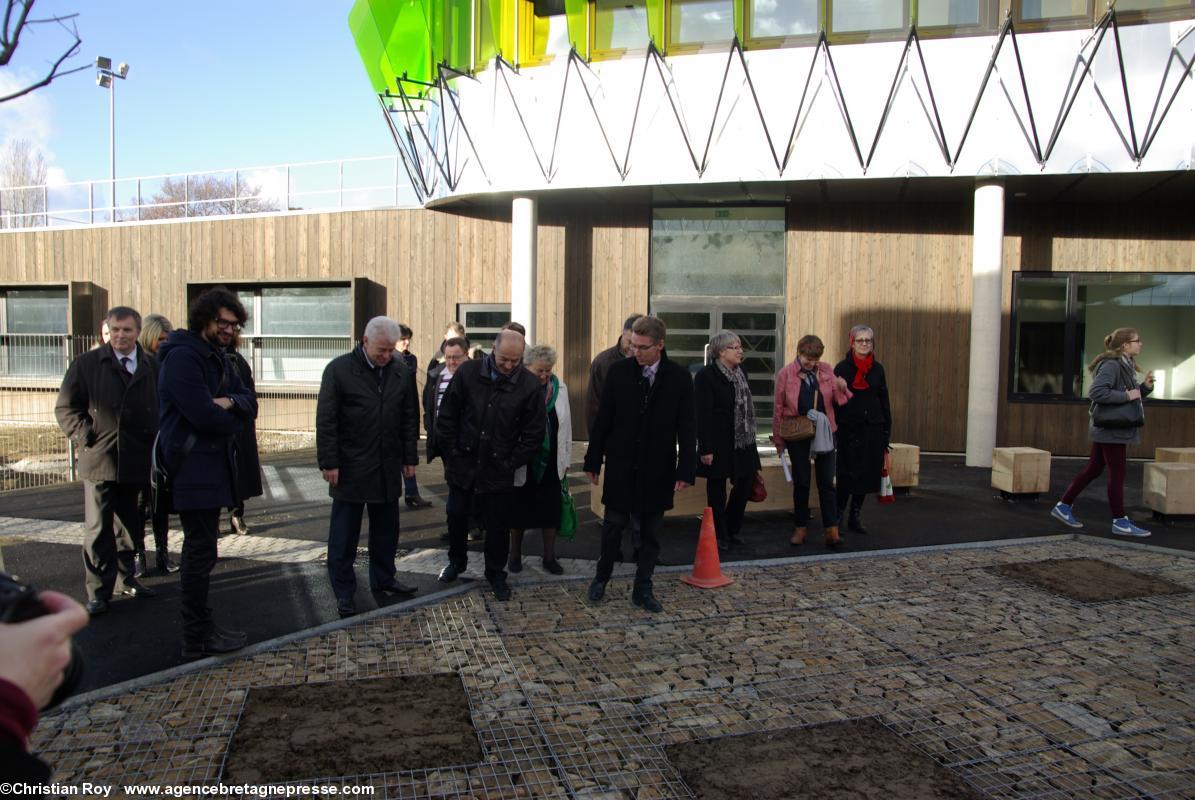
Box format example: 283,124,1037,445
833,325,892,535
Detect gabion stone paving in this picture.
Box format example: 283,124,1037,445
32,538,1195,799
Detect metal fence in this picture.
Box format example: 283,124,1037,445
0,155,420,230
0,335,352,493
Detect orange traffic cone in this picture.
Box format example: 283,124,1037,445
681,507,734,589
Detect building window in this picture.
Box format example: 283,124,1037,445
0,288,69,377
668,0,735,50
1111,0,1195,24
236,284,354,384
651,207,786,298
458,303,512,352
830,0,907,37
520,0,571,65
593,0,650,57
1010,273,1195,402
746,0,819,48
1013,0,1093,28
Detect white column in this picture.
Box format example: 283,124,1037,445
965,181,1005,467
511,196,538,345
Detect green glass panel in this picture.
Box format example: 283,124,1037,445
349,0,398,94
436,0,473,72
564,0,589,56
385,0,433,88
478,0,500,64
646,0,666,46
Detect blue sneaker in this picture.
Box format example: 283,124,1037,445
1112,517,1150,537
1051,502,1083,529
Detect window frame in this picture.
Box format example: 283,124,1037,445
915,0,1001,39
665,0,737,55
518,0,571,67
457,303,512,351
1109,0,1195,25
742,0,822,50
825,0,911,44
1010,0,1095,33
590,0,652,61
1008,271,1195,407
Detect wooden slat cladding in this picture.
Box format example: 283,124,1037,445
786,203,975,453
1000,201,1195,457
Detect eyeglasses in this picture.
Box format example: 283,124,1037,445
1127,339,1142,344
629,342,660,352
215,318,242,331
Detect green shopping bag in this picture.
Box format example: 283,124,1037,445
558,477,577,540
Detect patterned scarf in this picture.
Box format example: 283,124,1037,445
716,360,757,449
529,375,559,482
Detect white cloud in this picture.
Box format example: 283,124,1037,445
0,68,56,147
45,166,70,186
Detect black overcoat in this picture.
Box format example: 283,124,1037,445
584,353,697,514
55,344,160,484
316,347,419,503
694,363,760,481
228,349,263,501
833,356,892,496
435,357,546,494
422,361,450,462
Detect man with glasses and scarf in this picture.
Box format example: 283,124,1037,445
156,287,257,659
434,329,545,601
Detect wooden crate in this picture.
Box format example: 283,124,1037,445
888,443,920,488
1143,462,1195,515
991,447,1051,495
1155,447,1195,465
590,452,810,519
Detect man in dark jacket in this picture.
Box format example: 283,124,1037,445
423,337,469,465
55,307,160,616
317,316,420,618
157,288,257,658
584,315,697,613
434,330,545,600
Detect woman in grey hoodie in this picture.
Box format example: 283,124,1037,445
1051,328,1155,537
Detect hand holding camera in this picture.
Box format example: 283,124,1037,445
0,573,89,710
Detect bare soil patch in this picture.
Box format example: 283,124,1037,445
990,557,1189,602
223,673,482,783
666,718,984,799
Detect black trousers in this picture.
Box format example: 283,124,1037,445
139,486,170,552
837,492,865,516
786,440,838,528
706,474,752,542
82,480,141,602
326,499,399,599
179,508,221,645
595,508,663,592
446,484,512,584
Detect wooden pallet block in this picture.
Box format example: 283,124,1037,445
1155,447,1195,465
888,443,920,488
1143,462,1195,516
991,446,1051,495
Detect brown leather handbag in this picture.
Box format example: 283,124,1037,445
777,379,820,443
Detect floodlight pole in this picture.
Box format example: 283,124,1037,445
96,58,129,221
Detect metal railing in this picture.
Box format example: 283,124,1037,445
0,335,357,492
0,155,421,230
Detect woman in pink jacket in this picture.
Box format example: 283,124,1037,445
772,335,852,548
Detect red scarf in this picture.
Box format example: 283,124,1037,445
851,351,873,390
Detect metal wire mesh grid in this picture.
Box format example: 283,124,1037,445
30,538,1195,798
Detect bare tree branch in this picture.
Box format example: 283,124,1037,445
0,1,85,103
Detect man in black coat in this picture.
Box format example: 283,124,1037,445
434,330,545,600
584,315,697,613
55,307,161,616
422,337,469,464
395,322,432,509
317,317,421,618
157,288,257,658
585,313,641,433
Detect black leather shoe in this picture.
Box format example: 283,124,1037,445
132,551,147,578
376,580,417,596
336,596,356,618
507,557,523,573
120,578,157,598
182,631,247,660
587,580,606,603
491,581,512,601
85,599,109,616
405,495,432,509
632,591,663,613
213,622,246,640
542,559,564,575
438,563,464,582
156,549,180,574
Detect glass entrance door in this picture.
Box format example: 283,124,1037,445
653,306,784,437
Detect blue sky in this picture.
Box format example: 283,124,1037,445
0,0,394,186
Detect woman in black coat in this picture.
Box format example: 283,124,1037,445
227,333,263,534
695,331,761,552
833,325,891,535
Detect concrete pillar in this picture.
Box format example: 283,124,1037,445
965,181,1005,467
511,196,537,345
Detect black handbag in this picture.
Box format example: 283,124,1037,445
1090,366,1144,429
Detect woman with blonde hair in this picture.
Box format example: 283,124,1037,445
138,313,178,573
1051,327,1154,537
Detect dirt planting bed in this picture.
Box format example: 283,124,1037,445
989,557,1189,602
666,717,984,799
222,673,482,783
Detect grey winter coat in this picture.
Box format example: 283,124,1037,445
1088,356,1152,445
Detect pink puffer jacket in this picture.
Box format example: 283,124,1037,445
771,360,852,448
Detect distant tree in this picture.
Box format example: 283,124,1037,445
0,137,47,228
1,1,86,104
138,174,281,220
